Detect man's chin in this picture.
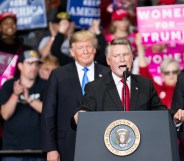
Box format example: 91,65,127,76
118,68,126,74
28,75,37,80
82,61,93,67
114,72,124,78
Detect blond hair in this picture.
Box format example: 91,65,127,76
69,30,97,48
41,55,59,67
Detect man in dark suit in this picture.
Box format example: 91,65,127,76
172,71,184,161
74,37,167,123
41,30,110,161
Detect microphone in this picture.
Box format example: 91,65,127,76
122,67,130,111
123,67,130,80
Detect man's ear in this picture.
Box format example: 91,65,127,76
18,62,22,71
106,57,110,66
70,48,75,58
93,48,96,55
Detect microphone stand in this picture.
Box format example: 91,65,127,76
123,68,129,111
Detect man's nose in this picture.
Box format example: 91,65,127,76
83,47,88,53
119,54,125,61
7,22,13,28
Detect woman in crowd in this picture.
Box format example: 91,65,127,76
105,8,137,57
136,34,181,108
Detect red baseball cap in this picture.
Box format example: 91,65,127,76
112,9,129,21
0,11,17,22
158,0,176,5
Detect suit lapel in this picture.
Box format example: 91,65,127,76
67,63,106,103
67,63,83,102
130,75,139,111
94,63,104,79
105,73,123,110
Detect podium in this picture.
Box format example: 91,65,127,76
74,111,179,161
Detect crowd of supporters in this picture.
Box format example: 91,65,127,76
0,0,184,161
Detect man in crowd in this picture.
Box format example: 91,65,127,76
41,30,110,161
172,71,184,161
0,50,46,161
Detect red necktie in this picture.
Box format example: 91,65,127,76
121,78,130,111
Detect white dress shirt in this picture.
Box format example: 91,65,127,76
111,72,131,100
75,61,95,87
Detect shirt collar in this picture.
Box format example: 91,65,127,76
75,61,94,71
112,72,131,85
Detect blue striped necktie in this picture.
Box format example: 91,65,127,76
82,67,89,95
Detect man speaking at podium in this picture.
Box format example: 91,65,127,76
74,37,168,123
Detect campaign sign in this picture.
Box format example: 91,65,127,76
137,4,184,44
0,0,47,30
67,0,101,29
145,44,184,85
0,52,18,88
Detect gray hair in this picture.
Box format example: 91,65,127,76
160,58,180,72
105,38,132,57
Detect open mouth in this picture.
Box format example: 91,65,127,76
118,65,127,70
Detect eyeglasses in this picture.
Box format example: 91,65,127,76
162,70,180,76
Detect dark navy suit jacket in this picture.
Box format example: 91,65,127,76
80,72,167,111
41,62,110,161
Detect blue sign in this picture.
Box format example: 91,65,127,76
67,0,101,29
0,0,47,30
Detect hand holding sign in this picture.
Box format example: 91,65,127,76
58,19,70,34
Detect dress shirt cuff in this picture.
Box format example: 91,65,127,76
174,121,183,131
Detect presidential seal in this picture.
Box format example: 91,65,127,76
104,119,140,156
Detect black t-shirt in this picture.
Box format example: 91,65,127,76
0,77,47,150
0,37,31,54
